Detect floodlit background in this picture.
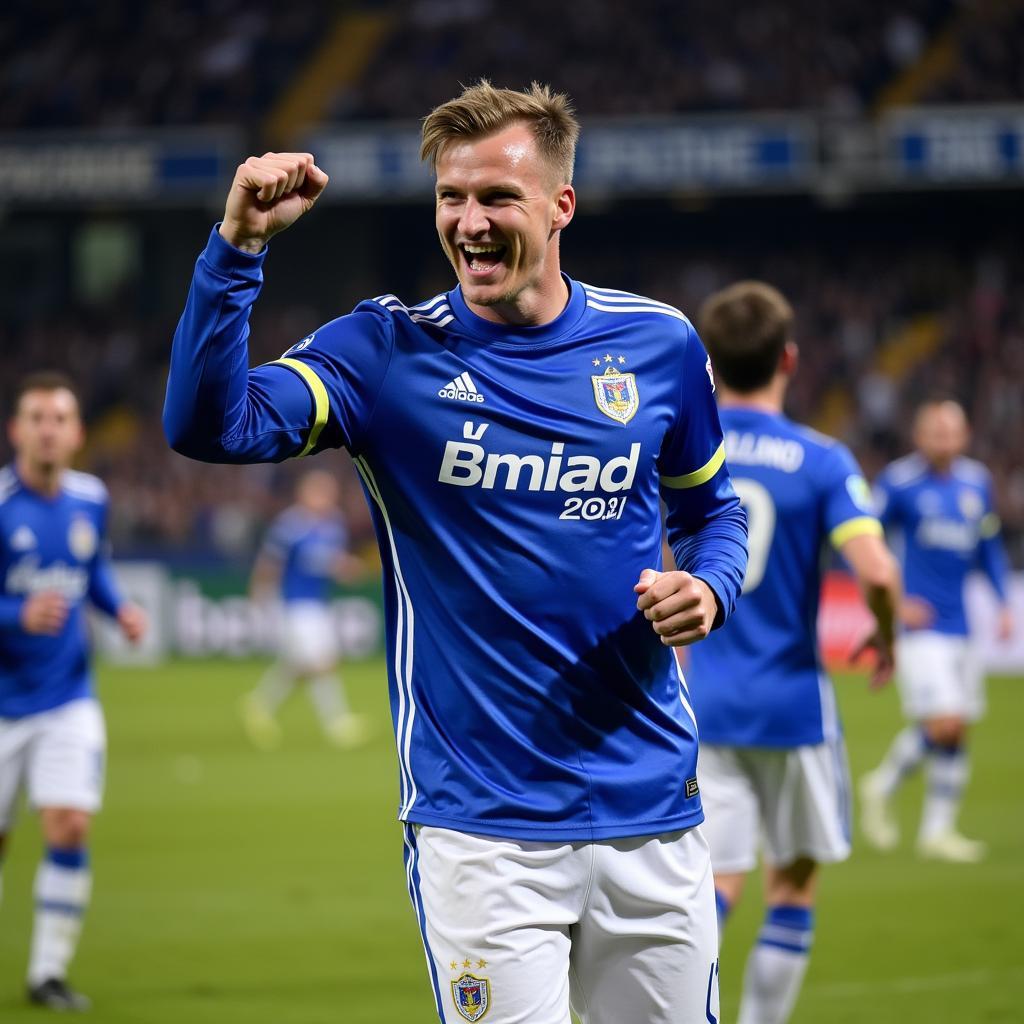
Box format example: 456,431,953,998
0,2,1022,1021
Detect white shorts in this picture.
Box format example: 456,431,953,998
0,698,106,832
404,823,719,1024
698,741,851,874
896,631,984,722
279,601,339,674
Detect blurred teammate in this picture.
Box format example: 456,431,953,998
860,399,1012,862
0,373,146,1012
164,83,748,1022
686,283,900,1024
242,469,369,749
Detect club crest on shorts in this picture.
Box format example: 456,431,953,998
451,973,490,1021
592,366,639,425
68,517,98,561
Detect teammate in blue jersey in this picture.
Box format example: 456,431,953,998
163,82,747,1023
1,372,146,1012
860,399,1012,863
685,283,900,1024
241,469,370,749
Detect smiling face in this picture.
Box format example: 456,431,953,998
434,122,575,326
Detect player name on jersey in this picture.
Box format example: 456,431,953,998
725,430,805,472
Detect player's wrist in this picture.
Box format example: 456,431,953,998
218,221,268,255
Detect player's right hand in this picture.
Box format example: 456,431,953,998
219,153,328,254
21,591,69,636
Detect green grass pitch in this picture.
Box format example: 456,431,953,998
0,659,1021,1022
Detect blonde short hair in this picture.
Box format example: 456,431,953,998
421,80,579,184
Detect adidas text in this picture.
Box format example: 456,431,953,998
438,386,485,403
439,372,485,403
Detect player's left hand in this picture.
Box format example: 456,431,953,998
850,626,895,690
996,606,1013,643
634,569,718,647
117,603,148,645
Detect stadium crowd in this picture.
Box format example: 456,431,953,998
340,0,953,119
921,0,1024,105
9,0,1023,131
0,0,334,131
2,237,1021,564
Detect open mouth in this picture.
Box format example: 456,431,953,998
460,243,507,276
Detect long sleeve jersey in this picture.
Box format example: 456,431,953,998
165,227,748,841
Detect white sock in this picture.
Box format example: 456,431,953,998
873,726,927,797
738,906,813,1024
920,744,969,840
253,663,297,714
28,849,91,985
308,673,349,729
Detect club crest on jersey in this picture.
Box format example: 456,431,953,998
68,517,98,561
592,366,639,425
451,973,490,1021
958,489,983,520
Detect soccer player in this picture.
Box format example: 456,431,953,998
685,282,900,1024
241,468,370,749
860,399,1012,863
0,372,146,1012
164,83,747,1023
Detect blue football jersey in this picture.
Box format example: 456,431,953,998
0,466,123,718
164,227,747,841
261,507,349,603
874,454,1009,636
687,408,881,748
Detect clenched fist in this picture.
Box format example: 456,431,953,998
634,569,719,647
219,152,329,254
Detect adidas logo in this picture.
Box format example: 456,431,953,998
438,372,485,404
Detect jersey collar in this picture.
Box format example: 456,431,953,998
447,275,588,350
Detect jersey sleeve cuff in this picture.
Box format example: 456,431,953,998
202,223,268,276
692,571,730,630
829,516,882,549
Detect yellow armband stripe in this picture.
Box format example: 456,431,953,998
269,358,330,457
980,513,1001,539
830,516,883,549
660,442,726,490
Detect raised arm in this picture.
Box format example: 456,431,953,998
163,154,330,463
